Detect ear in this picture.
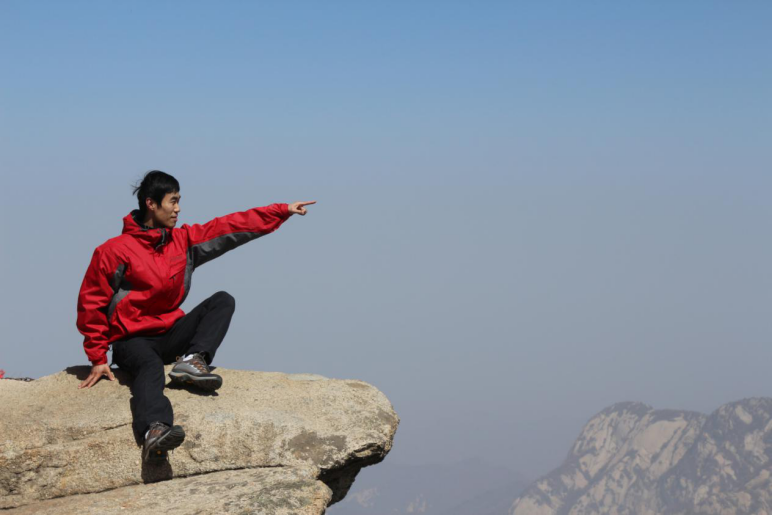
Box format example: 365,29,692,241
145,197,157,212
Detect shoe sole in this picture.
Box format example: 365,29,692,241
143,425,186,461
168,371,223,391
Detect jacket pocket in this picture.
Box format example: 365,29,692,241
168,259,187,284
167,254,187,277
167,258,189,303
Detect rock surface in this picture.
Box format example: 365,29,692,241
0,366,399,514
510,399,772,515
5,467,331,515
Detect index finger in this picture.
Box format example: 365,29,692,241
299,201,317,206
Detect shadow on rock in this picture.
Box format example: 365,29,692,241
64,365,134,387
165,381,220,397
141,454,175,483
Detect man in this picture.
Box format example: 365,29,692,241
76,170,314,461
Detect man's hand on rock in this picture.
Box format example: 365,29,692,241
78,364,115,389
288,201,316,216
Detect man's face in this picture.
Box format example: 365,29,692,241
148,192,181,229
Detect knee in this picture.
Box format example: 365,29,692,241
213,291,235,310
134,354,164,372
130,355,165,386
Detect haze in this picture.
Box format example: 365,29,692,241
1,1,770,479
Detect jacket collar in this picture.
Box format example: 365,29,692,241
123,210,171,251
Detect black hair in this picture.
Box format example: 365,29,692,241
131,170,180,219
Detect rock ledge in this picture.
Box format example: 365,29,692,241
0,366,399,514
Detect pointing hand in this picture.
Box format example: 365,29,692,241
288,201,316,216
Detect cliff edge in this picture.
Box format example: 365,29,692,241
0,365,399,514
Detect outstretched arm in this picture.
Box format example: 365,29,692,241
181,201,316,268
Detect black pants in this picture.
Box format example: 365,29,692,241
111,291,236,441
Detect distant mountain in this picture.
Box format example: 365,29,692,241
511,398,772,515
328,457,530,515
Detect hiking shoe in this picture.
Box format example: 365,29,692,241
168,352,223,391
142,421,185,461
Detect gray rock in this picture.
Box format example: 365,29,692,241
511,398,772,515
0,365,399,514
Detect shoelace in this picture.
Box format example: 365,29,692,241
147,423,168,442
189,354,209,374
145,423,177,457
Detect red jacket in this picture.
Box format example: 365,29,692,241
77,203,291,366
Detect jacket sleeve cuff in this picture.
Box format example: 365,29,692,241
278,203,291,219
90,356,108,366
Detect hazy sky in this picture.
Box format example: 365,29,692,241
1,1,770,478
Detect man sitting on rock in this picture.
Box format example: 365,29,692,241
76,170,314,461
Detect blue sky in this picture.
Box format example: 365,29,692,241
1,1,770,478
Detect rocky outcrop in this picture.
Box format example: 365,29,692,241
0,366,399,514
511,398,772,515
5,467,330,515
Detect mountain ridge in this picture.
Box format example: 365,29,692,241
511,397,772,515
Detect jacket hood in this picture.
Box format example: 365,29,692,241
122,209,171,251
